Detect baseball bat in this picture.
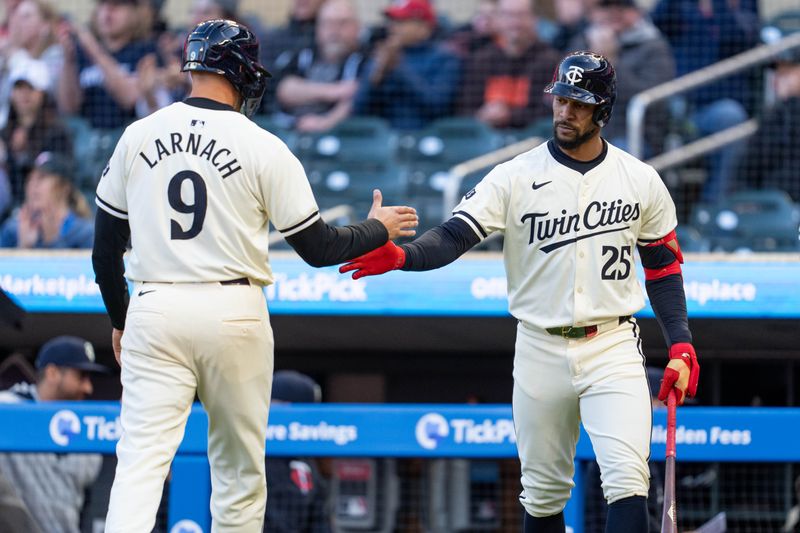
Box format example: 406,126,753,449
661,389,678,533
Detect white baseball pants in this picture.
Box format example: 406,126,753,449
513,318,652,517
105,281,273,533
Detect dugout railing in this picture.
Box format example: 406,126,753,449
1,403,799,533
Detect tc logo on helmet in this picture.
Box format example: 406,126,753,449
565,65,585,85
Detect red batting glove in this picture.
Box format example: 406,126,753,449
658,342,700,405
339,241,406,280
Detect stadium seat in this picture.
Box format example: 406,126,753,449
675,224,711,253
294,116,397,167
765,10,800,36
305,161,404,216
399,117,505,229
689,189,800,252
251,114,296,149
71,123,125,191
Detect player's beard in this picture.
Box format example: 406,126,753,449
553,122,599,151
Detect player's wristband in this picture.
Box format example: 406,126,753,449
669,342,699,398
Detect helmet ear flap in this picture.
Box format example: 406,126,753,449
593,103,612,127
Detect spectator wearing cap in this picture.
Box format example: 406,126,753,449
0,60,72,206
0,0,65,129
456,0,559,130
445,0,498,58
274,0,366,132
567,0,675,152
264,370,332,532
0,335,105,533
737,43,800,202
56,0,158,129
0,151,93,248
354,0,461,130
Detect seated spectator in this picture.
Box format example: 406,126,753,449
0,0,64,128
264,0,325,72
0,167,9,221
189,0,238,25
651,0,759,202
0,60,72,205
737,48,800,201
354,0,461,131
548,0,589,53
0,335,106,533
264,370,331,532
445,0,497,58
57,0,158,129
568,0,675,152
456,0,559,130
274,0,365,132
0,152,93,248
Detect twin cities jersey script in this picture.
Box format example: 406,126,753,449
453,140,677,329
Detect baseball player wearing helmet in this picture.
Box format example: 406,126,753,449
340,51,698,533
91,20,417,533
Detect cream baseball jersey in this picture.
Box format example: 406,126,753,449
95,100,320,284
453,140,677,328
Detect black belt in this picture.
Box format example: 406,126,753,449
546,316,631,339
220,277,250,286
143,278,251,286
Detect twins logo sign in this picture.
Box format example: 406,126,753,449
49,409,81,446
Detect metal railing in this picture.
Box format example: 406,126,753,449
627,31,800,163
442,136,545,217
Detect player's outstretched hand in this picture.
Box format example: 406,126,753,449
368,189,418,240
658,342,700,406
339,241,406,280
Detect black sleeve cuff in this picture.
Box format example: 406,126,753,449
92,210,130,330
285,217,388,268
401,217,480,271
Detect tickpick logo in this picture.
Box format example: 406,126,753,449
49,410,81,446
415,413,449,450
170,519,203,533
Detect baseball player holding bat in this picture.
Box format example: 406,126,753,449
341,51,699,533
91,20,417,533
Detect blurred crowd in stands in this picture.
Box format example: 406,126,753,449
0,0,796,250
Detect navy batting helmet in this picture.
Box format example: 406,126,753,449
544,51,616,127
182,19,271,118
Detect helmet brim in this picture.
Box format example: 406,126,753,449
544,82,606,105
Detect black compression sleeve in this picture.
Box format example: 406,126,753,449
285,217,389,267
92,210,131,330
400,217,481,271
645,274,692,346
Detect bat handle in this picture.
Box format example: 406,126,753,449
666,389,677,459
